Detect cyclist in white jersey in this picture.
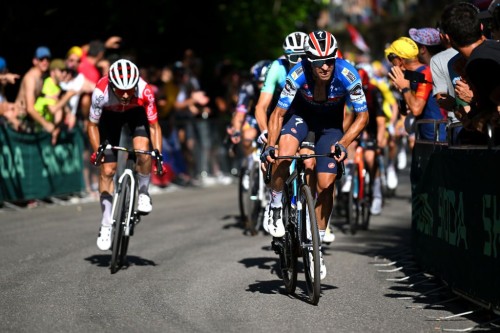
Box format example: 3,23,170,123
88,59,166,251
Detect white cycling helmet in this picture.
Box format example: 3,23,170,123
108,59,140,90
283,31,308,54
304,30,338,59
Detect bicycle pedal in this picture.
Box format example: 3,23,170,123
271,238,283,255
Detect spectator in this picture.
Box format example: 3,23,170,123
0,56,20,121
386,37,447,143
33,58,67,144
409,27,445,65
440,2,500,143
14,46,53,133
431,23,462,143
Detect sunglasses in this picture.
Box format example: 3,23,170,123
387,53,399,62
112,87,135,95
38,57,50,62
308,57,336,68
287,54,304,64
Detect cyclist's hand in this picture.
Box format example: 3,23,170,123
90,152,98,165
260,146,276,163
332,142,348,162
257,130,268,145
91,143,106,166
152,161,168,176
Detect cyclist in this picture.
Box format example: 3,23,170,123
88,58,165,251
227,60,271,176
261,30,369,279
356,67,389,215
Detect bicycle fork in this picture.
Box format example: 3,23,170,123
116,169,137,237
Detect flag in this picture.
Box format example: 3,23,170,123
346,23,370,53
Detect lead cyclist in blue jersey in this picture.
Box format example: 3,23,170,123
261,30,369,279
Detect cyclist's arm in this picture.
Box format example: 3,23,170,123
87,121,100,153
255,91,273,132
267,105,287,149
149,121,162,153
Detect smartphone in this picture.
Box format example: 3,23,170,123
404,70,426,84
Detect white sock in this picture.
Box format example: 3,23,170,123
270,190,282,207
373,177,382,198
138,173,150,194
319,229,326,243
100,193,113,227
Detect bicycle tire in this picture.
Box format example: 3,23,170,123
281,188,298,294
244,162,262,235
348,163,360,235
360,168,371,230
238,165,248,228
110,175,131,274
300,184,321,305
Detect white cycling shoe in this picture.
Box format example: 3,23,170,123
309,251,327,280
264,204,285,237
137,193,152,214
97,225,113,251
370,197,383,215
323,227,336,244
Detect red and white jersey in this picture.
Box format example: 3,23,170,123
89,76,158,124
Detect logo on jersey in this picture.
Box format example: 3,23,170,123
342,67,356,84
349,83,365,104
291,127,297,134
283,79,295,97
291,66,303,80
328,162,335,169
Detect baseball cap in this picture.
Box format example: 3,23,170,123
66,46,83,58
49,58,66,71
384,37,419,60
478,0,500,18
35,46,51,59
409,28,441,46
0,57,6,72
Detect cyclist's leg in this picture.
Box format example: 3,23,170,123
265,114,306,237
129,109,153,213
96,113,122,250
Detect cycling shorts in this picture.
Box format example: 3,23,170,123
99,107,150,163
281,114,343,174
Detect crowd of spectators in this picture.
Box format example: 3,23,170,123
0,1,499,202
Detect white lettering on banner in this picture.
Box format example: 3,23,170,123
41,143,81,177
0,145,25,178
414,193,433,235
437,187,467,249
483,194,500,257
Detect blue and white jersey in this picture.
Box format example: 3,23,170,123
276,58,368,130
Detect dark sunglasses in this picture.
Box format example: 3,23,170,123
308,57,335,68
387,53,399,62
38,57,50,62
287,54,304,64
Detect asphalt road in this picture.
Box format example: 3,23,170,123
0,169,496,333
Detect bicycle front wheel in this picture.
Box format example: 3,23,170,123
110,175,132,274
300,184,321,305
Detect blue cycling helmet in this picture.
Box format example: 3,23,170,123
250,60,272,82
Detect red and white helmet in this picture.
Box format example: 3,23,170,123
108,59,139,90
304,30,338,59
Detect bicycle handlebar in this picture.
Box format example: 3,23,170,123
264,145,344,184
94,140,164,175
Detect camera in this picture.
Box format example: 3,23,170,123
404,70,426,84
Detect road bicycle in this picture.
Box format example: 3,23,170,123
95,140,163,274
237,140,270,235
335,141,371,235
265,148,343,305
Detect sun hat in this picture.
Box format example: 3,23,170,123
384,37,419,59
66,46,83,58
409,28,441,46
49,58,66,71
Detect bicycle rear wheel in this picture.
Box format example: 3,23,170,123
280,189,298,294
348,163,360,235
300,184,321,305
238,164,249,228
360,168,371,230
110,176,132,274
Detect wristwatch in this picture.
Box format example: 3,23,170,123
401,87,411,94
